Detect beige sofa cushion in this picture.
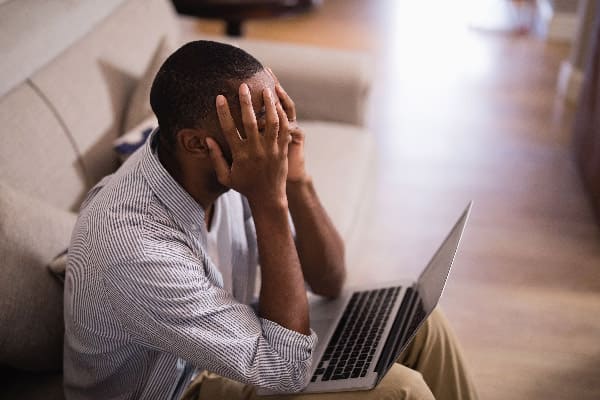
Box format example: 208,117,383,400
0,84,88,211
29,0,179,187
0,0,127,98
301,121,375,241
123,38,174,132
0,183,76,371
229,39,372,127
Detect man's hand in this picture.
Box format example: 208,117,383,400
268,68,307,183
267,68,347,299
207,82,310,335
206,83,291,207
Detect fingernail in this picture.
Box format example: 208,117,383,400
216,95,225,106
240,83,250,95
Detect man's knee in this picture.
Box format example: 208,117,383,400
421,307,447,344
418,307,454,347
421,307,462,356
373,364,435,400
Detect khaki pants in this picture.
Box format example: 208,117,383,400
182,308,479,400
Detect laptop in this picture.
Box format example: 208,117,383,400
260,202,472,395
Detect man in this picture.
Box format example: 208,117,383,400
64,41,478,400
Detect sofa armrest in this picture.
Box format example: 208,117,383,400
233,39,373,127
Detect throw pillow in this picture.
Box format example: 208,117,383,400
0,183,76,371
114,115,157,162
123,37,173,132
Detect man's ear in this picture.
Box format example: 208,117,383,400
177,128,210,158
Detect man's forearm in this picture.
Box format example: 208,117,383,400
287,178,346,298
251,199,310,335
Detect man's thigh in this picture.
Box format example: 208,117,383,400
396,307,479,400
182,364,434,400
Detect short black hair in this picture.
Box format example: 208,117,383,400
150,40,263,146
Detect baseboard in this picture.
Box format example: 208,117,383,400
557,60,584,103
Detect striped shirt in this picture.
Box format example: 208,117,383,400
63,129,317,400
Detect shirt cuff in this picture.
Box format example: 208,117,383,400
260,318,318,362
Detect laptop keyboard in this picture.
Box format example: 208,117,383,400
311,287,401,382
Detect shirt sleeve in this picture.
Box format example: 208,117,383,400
102,243,317,393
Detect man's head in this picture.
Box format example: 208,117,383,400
150,40,276,158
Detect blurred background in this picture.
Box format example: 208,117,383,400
176,1,600,399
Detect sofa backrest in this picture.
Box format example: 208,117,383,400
0,0,179,211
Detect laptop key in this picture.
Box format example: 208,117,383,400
323,367,335,381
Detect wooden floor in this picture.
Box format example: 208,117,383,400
186,1,600,399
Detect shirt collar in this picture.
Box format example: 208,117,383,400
140,128,206,240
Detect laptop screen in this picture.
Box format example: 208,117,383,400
417,202,472,313
375,203,472,382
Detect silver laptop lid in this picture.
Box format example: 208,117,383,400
373,202,473,386
417,202,472,312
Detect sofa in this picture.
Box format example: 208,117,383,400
0,0,374,398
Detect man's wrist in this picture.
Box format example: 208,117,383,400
286,174,312,194
286,176,318,211
247,193,289,215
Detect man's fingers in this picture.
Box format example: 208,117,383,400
276,103,291,154
275,84,297,122
267,67,297,123
239,83,260,147
266,67,280,86
290,128,304,144
215,95,242,151
263,88,279,144
205,138,232,187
